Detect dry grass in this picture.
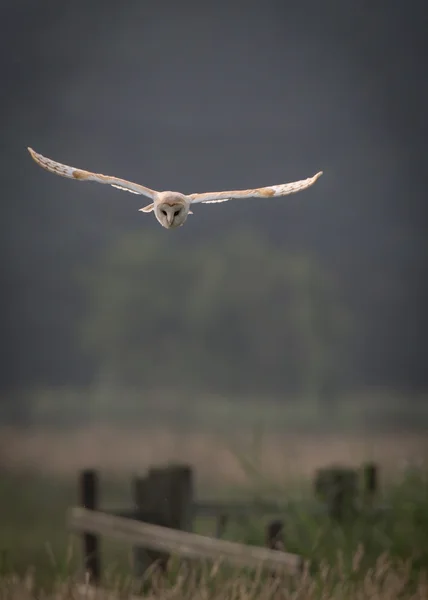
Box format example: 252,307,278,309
1,426,427,489
1,554,427,600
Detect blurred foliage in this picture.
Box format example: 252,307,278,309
79,229,351,397
0,463,427,588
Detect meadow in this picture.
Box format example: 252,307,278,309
0,415,427,598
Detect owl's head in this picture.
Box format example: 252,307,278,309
154,192,190,229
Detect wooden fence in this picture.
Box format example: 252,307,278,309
68,461,379,583
68,506,303,576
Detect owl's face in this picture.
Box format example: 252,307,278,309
154,193,189,229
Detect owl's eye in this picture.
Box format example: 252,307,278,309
174,209,181,217
160,209,167,216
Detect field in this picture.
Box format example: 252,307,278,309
0,423,428,598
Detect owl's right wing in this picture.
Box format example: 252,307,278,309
187,171,323,204
27,147,157,200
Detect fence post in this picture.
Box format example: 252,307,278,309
162,464,194,574
362,462,378,506
266,519,284,551
132,464,194,577
80,469,100,584
164,464,194,532
215,514,228,538
132,474,164,577
314,466,358,522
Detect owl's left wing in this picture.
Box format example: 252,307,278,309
27,147,157,200
187,171,323,204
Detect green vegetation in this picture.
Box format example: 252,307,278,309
79,229,350,399
0,460,427,595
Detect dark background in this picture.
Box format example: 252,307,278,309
1,1,427,402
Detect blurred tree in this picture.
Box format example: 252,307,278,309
80,229,352,398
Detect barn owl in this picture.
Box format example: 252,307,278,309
27,147,323,230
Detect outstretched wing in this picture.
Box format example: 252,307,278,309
27,147,157,200
187,171,323,204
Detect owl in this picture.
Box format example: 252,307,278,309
28,147,323,230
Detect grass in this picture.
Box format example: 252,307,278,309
0,426,427,598
0,552,427,599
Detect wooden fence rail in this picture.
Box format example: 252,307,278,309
68,506,304,575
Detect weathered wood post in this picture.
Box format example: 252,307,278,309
163,464,194,532
362,462,378,507
132,473,165,577
314,466,358,522
265,519,304,578
80,469,100,584
266,519,285,551
132,464,194,577
215,514,228,538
